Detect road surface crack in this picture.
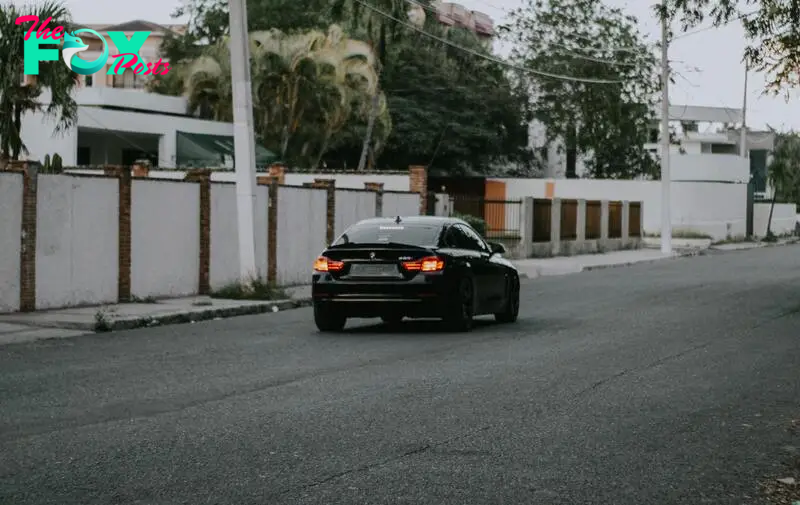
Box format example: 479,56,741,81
579,341,711,396
276,425,493,496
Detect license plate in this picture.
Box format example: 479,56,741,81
349,263,399,277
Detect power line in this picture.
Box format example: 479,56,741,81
672,11,757,41
353,0,627,84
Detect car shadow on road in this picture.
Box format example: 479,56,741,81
338,316,575,336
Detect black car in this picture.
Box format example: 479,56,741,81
311,216,520,332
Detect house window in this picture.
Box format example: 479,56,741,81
112,70,147,89
85,75,93,87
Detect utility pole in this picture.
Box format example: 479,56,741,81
228,0,258,282
660,0,672,254
741,61,754,239
740,62,748,158
357,91,379,171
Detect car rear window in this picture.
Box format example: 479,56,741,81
333,223,442,247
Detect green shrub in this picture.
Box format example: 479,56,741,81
51,153,63,173
454,213,487,236
211,278,287,300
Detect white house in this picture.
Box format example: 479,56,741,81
69,20,184,90
20,87,277,169
19,19,278,169
529,103,759,185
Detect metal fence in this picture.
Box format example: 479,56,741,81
586,201,602,239
629,202,641,237
608,201,623,239
560,199,578,240
448,194,523,239
533,199,551,242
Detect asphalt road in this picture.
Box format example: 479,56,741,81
2,246,800,505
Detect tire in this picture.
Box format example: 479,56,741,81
314,303,346,332
495,275,520,323
444,277,474,332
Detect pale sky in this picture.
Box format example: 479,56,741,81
60,0,800,131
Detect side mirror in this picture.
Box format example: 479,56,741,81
488,241,505,255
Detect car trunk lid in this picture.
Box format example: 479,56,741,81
321,242,439,280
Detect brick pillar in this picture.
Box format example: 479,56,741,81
312,179,336,245
267,180,278,284
13,162,38,311
269,163,286,184
408,165,427,215
132,163,149,178
257,175,281,185
103,166,133,302
365,182,384,217
185,169,211,294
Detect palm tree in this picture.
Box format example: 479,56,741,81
765,131,800,239
183,24,382,166
0,0,78,163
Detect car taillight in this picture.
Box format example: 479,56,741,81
314,256,344,272
402,256,444,273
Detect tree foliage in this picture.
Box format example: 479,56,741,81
152,0,531,172
663,0,800,97
764,131,800,237
502,0,659,179
0,0,78,162
768,132,800,202
182,25,384,167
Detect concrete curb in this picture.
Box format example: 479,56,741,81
581,248,705,272
96,298,313,332
709,237,800,252
516,248,706,279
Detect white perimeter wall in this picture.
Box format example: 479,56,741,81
335,190,377,237
0,174,22,311
382,192,421,217
209,183,270,289
67,169,412,192
0,172,427,310
285,173,410,191
277,186,328,285
495,178,748,240
753,203,797,237
35,175,119,309
131,179,200,298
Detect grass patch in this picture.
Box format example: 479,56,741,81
711,235,756,245
130,295,158,304
94,310,111,332
211,278,288,301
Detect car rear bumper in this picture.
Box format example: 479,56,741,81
312,272,454,318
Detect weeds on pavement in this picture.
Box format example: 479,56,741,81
211,278,288,301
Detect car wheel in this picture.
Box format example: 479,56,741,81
314,303,346,332
495,275,520,323
444,277,474,332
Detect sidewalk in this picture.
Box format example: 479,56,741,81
0,285,312,345
512,248,700,279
